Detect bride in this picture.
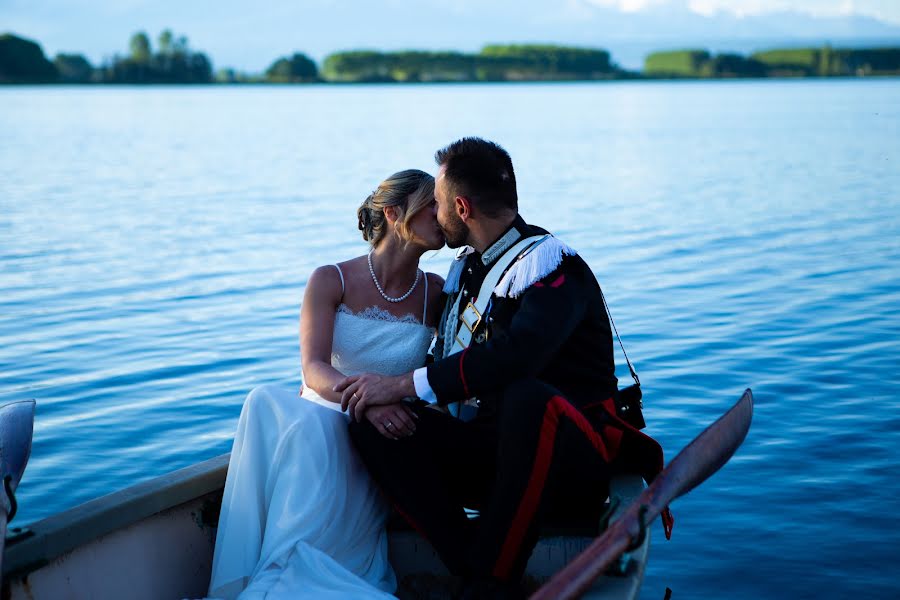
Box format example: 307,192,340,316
207,169,446,599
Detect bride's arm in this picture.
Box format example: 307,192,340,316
299,266,346,404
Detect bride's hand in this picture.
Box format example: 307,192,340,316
364,404,419,440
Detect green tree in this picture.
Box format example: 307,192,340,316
0,33,58,83
129,31,151,63
54,53,93,83
322,51,391,82
187,52,213,82
479,45,613,80
644,50,711,77
750,48,818,76
104,30,212,84
265,52,318,82
835,47,900,75
707,53,766,78
158,30,173,55
818,45,833,76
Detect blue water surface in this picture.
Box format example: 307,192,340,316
1,79,898,598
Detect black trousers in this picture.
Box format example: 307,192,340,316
349,378,630,583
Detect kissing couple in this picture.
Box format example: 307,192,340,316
206,137,669,599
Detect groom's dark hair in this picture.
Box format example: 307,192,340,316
435,137,518,218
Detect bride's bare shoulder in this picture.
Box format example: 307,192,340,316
306,257,367,297
306,264,344,300
333,255,367,274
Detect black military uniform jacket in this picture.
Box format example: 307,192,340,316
426,215,618,412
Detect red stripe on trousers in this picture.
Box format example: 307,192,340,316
393,502,431,543
459,347,471,398
493,395,613,579
584,397,664,477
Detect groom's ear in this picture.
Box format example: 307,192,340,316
455,196,472,222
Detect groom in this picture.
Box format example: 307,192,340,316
338,137,669,595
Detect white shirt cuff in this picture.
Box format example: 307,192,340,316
413,367,438,405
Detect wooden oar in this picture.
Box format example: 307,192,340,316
0,400,36,576
531,389,753,600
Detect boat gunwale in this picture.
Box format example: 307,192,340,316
2,452,230,578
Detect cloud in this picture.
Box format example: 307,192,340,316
685,0,847,17
584,0,671,13
584,0,898,22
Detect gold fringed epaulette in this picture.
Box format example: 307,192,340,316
493,236,576,299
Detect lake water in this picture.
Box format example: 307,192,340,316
1,80,899,598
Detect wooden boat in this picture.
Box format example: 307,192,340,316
2,389,755,599
1,453,649,599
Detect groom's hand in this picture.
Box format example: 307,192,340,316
335,372,416,421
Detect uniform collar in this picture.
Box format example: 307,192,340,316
480,215,528,267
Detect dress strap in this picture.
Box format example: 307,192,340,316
332,264,345,300
422,271,429,325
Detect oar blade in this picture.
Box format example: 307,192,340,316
652,388,753,508
532,389,754,600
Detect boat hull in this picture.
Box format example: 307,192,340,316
2,454,648,599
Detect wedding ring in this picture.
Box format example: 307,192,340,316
385,421,394,429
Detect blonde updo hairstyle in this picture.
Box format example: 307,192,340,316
357,169,435,247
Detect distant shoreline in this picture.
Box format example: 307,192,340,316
5,75,899,88
3,32,899,85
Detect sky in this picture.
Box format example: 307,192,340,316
2,0,899,71
585,0,900,20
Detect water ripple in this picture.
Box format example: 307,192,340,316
2,80,899,599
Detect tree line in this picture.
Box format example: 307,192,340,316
644,47,900,78
2,31,899,84
321,46,618,82
0,31,213,84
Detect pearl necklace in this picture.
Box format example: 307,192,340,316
368,251,421,303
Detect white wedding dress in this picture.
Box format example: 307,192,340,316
207,266,433,599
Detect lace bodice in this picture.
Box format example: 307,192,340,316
331,304,434,376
